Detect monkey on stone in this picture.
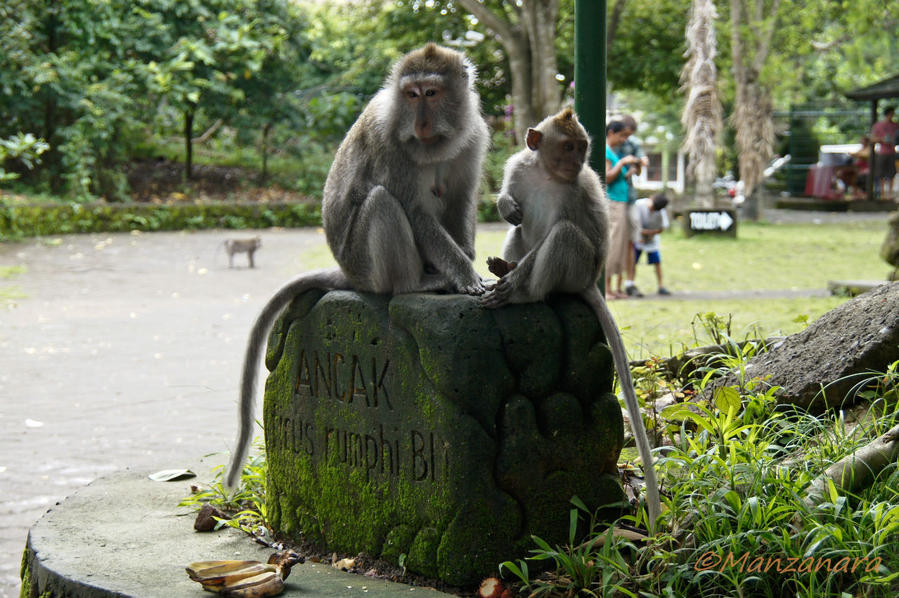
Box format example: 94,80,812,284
226,44,490,489
481,108,661,532
223,237,262,269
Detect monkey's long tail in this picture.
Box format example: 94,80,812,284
226,268,352,490
581,287,661,535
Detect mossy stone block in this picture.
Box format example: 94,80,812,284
263,291,623,585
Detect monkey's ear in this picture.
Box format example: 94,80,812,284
526,129,543,151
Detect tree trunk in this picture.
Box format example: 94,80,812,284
184,107,194,181
523,0,562,121
507,35,537,144
607,0,627,58
43,7,62,192
680,0,722,209
729,0,780,219
454,0,560,143
260,121,272,185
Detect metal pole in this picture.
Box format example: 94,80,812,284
575,1,607,293
574,0,607,179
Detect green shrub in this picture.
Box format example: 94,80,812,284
0,200,322,239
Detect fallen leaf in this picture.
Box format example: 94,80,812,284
149,469,196,482
333,558,356,570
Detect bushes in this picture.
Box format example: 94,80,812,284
0,201,321,239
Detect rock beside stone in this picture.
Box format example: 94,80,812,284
882,211,899,279
263,290,624,585
705,282,899,411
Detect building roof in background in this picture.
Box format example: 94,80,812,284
845,74,899,101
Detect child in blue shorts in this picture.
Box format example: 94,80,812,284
633,194,671,295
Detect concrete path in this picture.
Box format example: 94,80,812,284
0,208,892,596
1,227,331,597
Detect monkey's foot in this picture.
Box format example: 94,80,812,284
486,257,517,278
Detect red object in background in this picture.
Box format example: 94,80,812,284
804,165,839,199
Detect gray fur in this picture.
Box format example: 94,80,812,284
322,44,489,295
224,236,262,268
226,45,489,489
481,110,661,533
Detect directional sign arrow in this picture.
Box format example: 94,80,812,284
718,211,734,231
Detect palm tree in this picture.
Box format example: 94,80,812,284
680,0,723,209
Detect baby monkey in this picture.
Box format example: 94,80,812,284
224,236,262,269
482,108,660,532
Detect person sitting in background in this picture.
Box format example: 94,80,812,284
837,136,871,200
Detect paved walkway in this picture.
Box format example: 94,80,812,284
0,227,330,596
0,209,892,596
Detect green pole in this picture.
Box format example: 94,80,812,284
575,1,607,293
574,0,607,178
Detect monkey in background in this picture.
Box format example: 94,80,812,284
482,108,661,532
226,44,490,489
223,236,262,268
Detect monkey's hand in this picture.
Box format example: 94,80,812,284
456,272,488,296
497,193,523,225
480,276,513,308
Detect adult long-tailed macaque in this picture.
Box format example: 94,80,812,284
482,108,661,532
224,236,262,268
225,43,489,489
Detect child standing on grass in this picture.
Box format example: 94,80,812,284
634,194,671,296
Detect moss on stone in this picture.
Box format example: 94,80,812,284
263,290,624,585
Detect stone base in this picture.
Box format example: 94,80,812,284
20,470,442,598
263,291,624,585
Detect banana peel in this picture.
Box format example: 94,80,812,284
187,551,304,597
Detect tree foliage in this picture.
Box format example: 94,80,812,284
1,0,896,203
0,0,330,198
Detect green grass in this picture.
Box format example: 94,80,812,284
299,218,888,358
474,219,889,357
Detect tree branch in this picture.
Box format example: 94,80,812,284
455,0,515,43
607,0,628,58
801,423,899,510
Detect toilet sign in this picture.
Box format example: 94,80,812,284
685,209,737,237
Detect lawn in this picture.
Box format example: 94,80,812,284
304,216,890,358
479,218,889,357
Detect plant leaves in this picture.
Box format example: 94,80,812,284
713,386,741,414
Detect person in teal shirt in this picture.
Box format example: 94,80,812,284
605,120,640,298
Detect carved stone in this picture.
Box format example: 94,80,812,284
263,290,623,585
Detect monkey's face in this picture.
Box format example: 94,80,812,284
544,136,588,183
403,80,445,144
395,74,468,163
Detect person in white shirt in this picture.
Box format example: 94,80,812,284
633,194,671,296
